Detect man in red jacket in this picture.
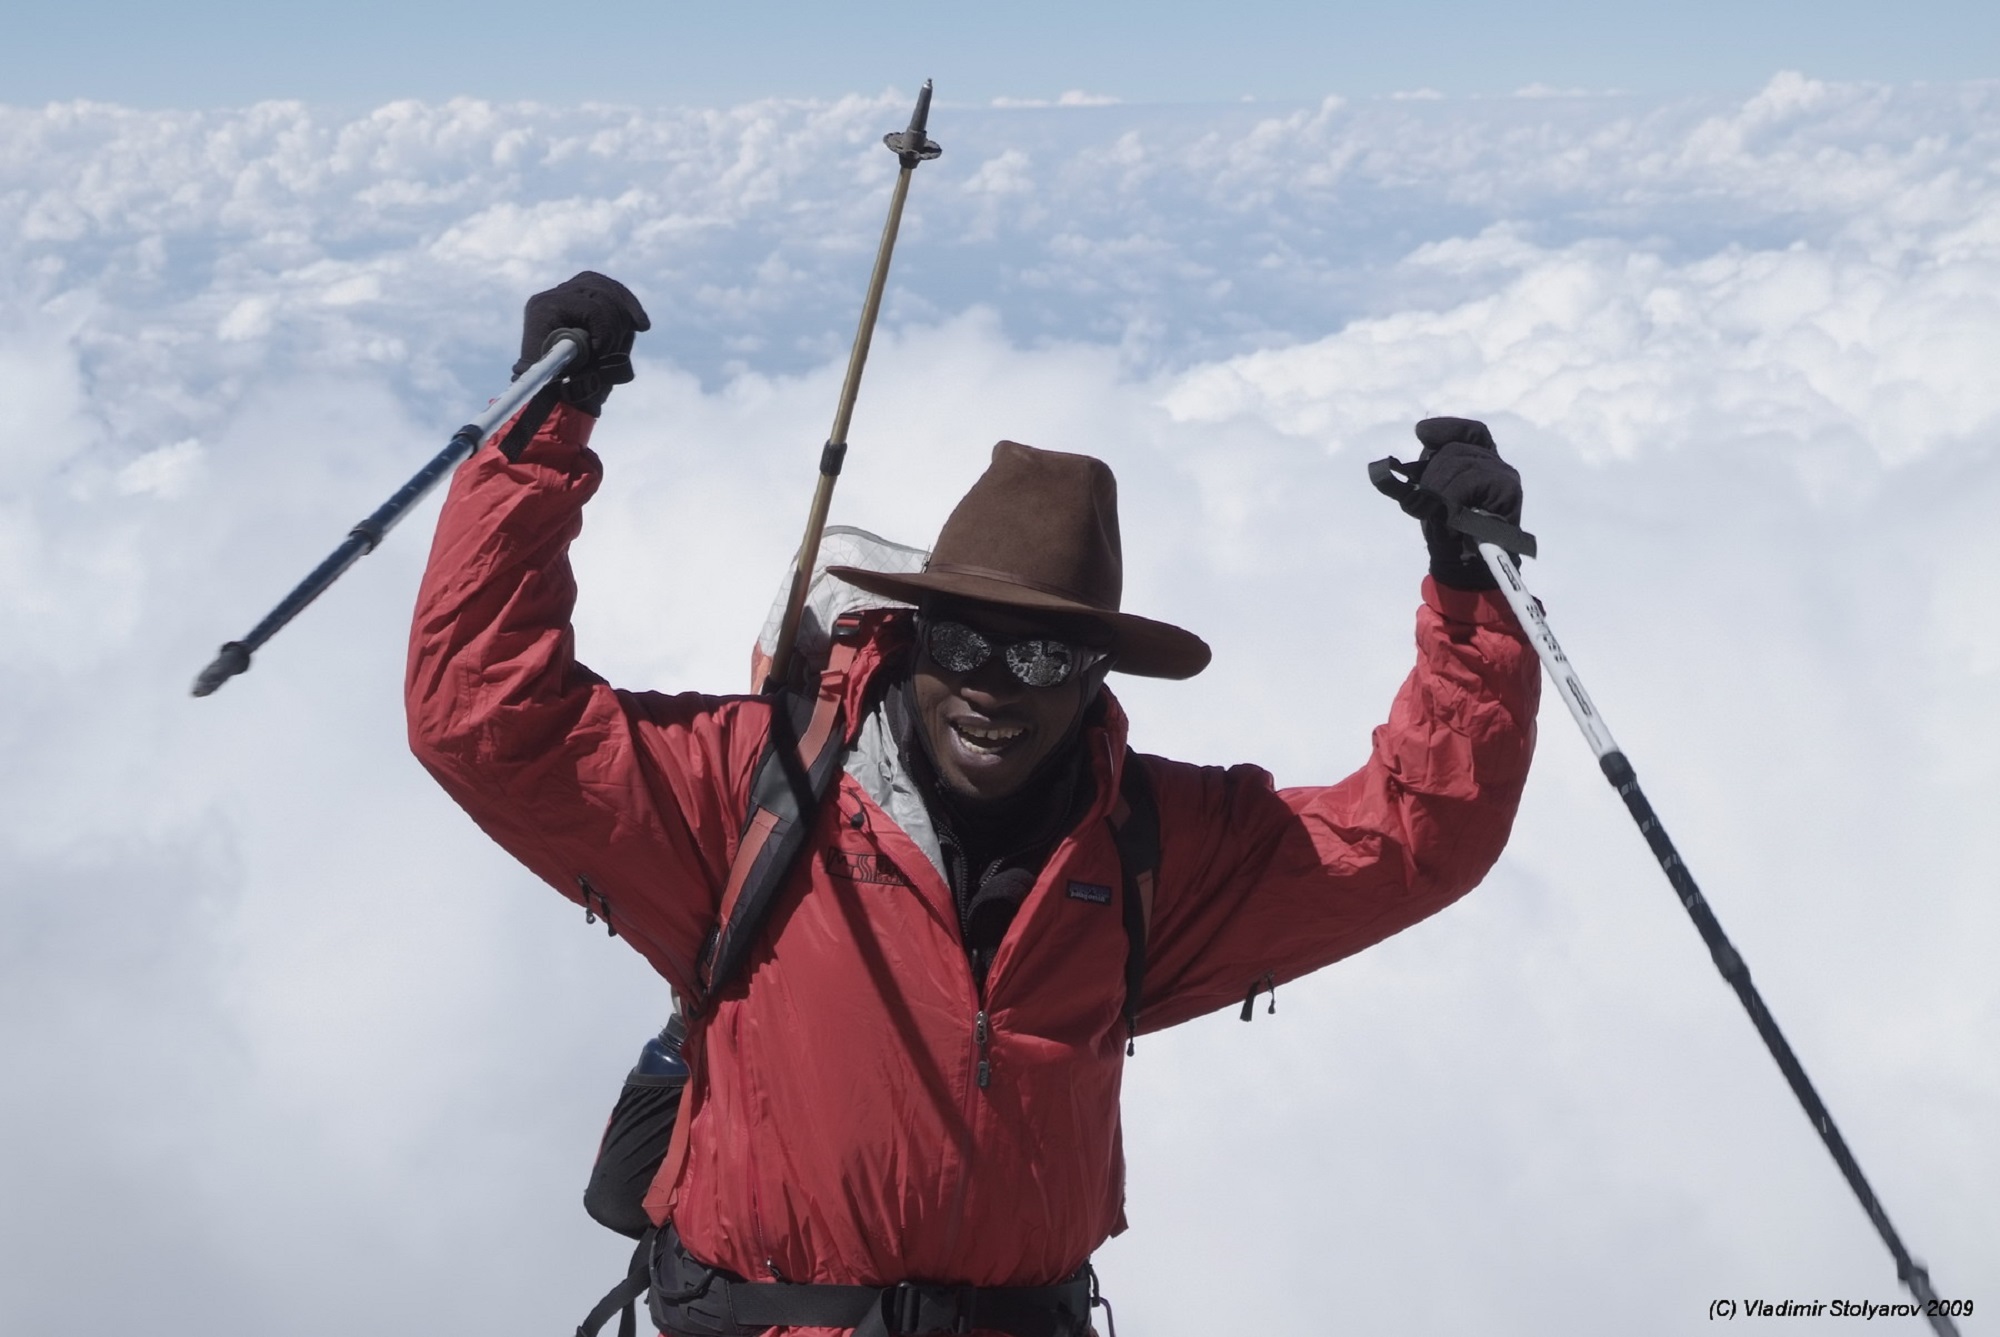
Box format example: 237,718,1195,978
407,274,1540,1337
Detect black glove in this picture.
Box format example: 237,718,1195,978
1408,417,1522,591
514,271,652,416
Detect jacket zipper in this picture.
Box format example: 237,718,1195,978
733,1003,776,1275
936,895,985,1266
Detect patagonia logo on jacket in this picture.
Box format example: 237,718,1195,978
823,848,913,887
1065,880,1113,906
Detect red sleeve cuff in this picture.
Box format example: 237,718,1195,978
479,397,599,473
548,400,598,447
1421,574,1519,628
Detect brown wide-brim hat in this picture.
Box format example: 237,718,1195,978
829,440,1211,679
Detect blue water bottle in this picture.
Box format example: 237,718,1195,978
632,1010,689,1079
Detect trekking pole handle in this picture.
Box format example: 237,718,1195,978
190,332,586,697
1471,535,1619,759
1370,451,1600,743
1369,454,1537,557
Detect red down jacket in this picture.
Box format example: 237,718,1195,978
406,404,1540,1326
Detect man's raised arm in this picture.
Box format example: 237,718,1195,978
1135,419,1542,1030
405,275,762,996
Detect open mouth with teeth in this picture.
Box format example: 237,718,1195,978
950,718,1027,756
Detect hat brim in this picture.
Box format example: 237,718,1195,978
826,566,1211,680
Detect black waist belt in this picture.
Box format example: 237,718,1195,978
634,1221,1101,1337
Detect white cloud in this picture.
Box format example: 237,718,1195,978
1,75,1996,1335
1513,83,1607,99
991,90,1123,109
114,437,204,497
1163,221,2000,473
217,295,273,340
964,147,1034,195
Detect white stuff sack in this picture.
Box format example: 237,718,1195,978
750,526,929,689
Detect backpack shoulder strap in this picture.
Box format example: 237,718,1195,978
699,616,866,1009
1109,748,1160,1052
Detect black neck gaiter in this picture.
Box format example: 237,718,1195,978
889,677,1099,984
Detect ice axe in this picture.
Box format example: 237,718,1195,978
762,81,941,693
189,331,588,697
1371,453,1961,1334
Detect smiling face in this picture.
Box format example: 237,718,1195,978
911,599,1114,805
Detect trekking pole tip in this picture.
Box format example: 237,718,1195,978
191,641,252,698
886,81,942,166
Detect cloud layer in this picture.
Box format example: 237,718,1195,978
2,75,1995,1334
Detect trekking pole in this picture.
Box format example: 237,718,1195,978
189,332,587,697
1368,457,1959,1334
762,80,941,693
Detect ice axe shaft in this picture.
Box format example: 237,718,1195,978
1470,531,1958,1335
190,333,585,697
764,80,941,693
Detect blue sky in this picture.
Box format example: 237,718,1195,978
1,21,1996,1337
13,0,2000,107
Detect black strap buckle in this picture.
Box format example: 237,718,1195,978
1087,1265,1117,1337
885,1281,976,1334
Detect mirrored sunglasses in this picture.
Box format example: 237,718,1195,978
922,619,1104,689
